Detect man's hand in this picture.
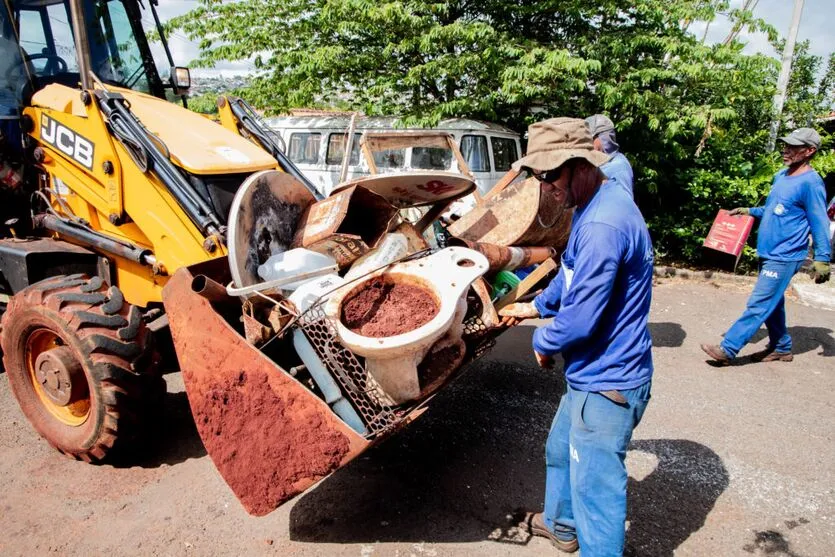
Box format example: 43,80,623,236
534,351,554,369
729,207,750,216
812,261,831,284
498,302,539,327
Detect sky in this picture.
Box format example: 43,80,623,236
149,0,835,78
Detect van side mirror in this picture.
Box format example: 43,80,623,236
170,66,191,94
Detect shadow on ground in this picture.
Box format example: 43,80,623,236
705,325,835,367
750,325,835,357
649,322,687,348
289,327,727,551
289,349,559,545
625,439,729,556
110,390,206,468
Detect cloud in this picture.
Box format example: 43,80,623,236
142,1,253,76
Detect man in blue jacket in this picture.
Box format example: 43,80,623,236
701,128,831,364
501,117,654,556
585,114,634,198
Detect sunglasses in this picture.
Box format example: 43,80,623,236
529,167,563,183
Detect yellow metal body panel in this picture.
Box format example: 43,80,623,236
119,89,277,174
217,98,240,135
23,84,283,307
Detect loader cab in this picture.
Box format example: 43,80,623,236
2,0,181,105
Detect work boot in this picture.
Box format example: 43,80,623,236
700,343,732,365
751,347,794,363
526,512,579,553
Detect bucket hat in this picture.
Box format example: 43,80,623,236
512,117,610,173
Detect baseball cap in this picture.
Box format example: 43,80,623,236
779,127,821,150
584,114,615,138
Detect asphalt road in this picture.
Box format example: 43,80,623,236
1,280,833,556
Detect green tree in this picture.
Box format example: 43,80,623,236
170,0,827,270
186,92,220,115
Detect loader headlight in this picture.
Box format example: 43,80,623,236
170,66,191,93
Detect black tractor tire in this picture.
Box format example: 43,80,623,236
0,274,162,462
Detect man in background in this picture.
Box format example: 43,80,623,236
701,128,831,364
586,114,634,198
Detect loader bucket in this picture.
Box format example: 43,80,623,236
162,261,369,516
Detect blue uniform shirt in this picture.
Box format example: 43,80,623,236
600,152,634,198
750,168,831,262
533,183,654,392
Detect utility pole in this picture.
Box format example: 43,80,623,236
767,0,805,152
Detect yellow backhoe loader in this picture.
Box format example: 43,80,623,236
0,0,563,516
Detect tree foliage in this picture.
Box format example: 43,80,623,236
170,0,833,270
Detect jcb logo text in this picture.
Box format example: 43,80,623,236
40,115,95,170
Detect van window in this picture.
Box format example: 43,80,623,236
326,133,362,166
411,147,453,170
491,137,518,172
373,149,405,170
460,135,489,172
289,132,321,164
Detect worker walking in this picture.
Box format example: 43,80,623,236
701,128,831,364
585,114,634,198
500,117,654,556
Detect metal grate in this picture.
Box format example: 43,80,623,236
461,314,497,362
295,300,399,437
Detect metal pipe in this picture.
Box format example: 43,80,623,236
149,1,176,71
225,264,339,298
447,238,555,272
340,112,358,184
191,274,232,303
34,214,153,265
69,0,92,90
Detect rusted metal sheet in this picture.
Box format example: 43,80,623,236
292,185,398,268
332,172,476,208
447,177,572,251
163,267,368,516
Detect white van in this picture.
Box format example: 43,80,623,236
265,114,522,197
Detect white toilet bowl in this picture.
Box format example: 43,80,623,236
324,247,489,404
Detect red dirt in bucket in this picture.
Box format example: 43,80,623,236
341,278,438,337
185,368,351,516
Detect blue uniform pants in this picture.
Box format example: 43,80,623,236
721,259,804,358
543,382,651,557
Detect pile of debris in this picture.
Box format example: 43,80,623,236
169,131,574,515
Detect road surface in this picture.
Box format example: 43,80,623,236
1,280,833,556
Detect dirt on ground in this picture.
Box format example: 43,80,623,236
1,281,834,556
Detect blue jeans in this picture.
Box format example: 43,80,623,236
543,382,652,557
721,259,804,358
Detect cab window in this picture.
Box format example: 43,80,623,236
326,133,361,166
289,132,321,164
14,0,156,94
491,137,518,172
460,135,489,172
89,0,151,93
17,3,80,77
